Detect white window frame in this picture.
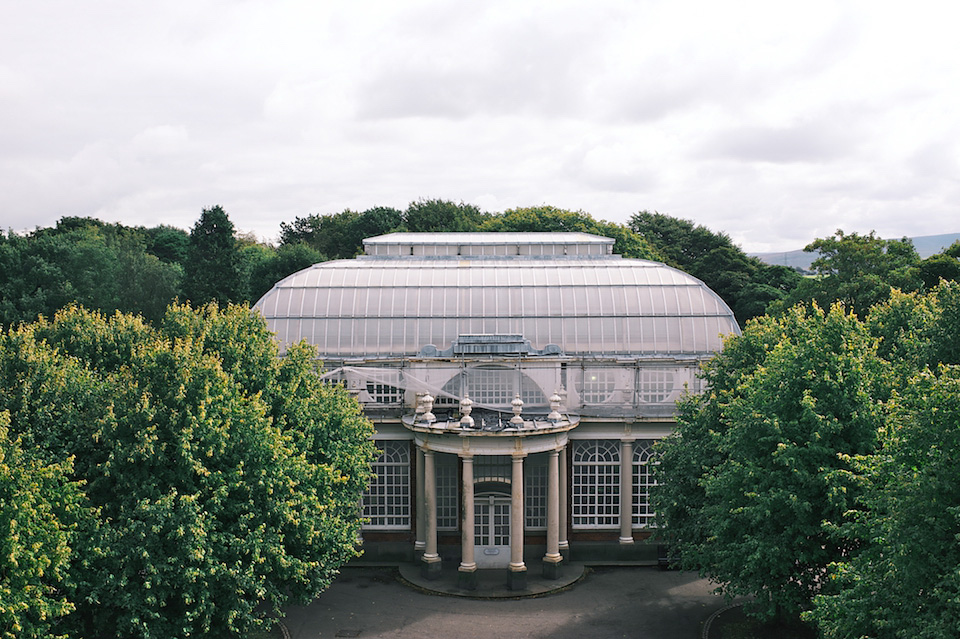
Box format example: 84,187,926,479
436,454,459,531
363,440,410,530
632,440,657,528
524,453,548,530
572,440,620,529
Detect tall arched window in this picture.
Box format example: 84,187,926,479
572,440,620,528
363,440,410,529
632,440,657,527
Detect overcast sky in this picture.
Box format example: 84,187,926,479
2,0,958,253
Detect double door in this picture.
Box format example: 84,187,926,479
474,494,510,568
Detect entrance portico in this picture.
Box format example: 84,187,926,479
405,406,577,590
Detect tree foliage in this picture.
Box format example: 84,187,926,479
480,206,661,259
182,206,243,307
772,230,922,317
653,303,887,620
0,219,182,326
918,240,960,289
804,282,960,637
279,207,402,259
0,412,83,639
245,242,326,303
628,211,800,323
0,304,376,638
403,198,489,233
809,365,960,638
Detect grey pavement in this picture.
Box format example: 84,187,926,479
279,565,735,639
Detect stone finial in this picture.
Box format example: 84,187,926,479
548,389,563,422
510,393,524,426
422,393,436,423
460,394,475,428
415,392,426,418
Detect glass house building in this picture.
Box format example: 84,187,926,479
254,232,740,590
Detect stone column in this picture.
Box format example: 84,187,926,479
542,449,562,578
421,449,441,579
559,445,569,560
507,453,527,590
619,439,635,545
415,447,425,556
458,455,477,590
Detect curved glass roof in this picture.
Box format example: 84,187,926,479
254,233,740,358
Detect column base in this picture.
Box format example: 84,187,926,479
420,555,442,580
559,541,570,562
506,566,528,591
542,554,563,579
457,564,478,590
619,536,635,545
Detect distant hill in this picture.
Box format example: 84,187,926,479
752,232,960,272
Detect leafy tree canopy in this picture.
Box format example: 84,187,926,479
808,364,960,638
480,205,661,259
0,412,83,639
403,198,489,233
628,211,800,323
279,207,402,260
0,304,376,639
771,230,922,317
653,303,887,621
140,224,189,264
182,206,243,307
0,218,181,326
918,240,960,289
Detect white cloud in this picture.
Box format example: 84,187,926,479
1,0,959,252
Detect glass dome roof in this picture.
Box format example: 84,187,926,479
254,233,740,358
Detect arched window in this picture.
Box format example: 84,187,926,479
363,441,410,529
572,440,620,528
441,365,546,409
632,440,658,527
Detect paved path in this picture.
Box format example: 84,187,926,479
281,566,730,639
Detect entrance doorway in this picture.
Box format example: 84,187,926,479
474,493,510,568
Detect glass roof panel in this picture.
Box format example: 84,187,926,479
255,248,739,357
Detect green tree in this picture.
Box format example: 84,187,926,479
403,198,489,232
0,304,376,638
653,304,886,621
809,365,960,638
918,240,960,289
141,225,189,265
352,206,403,243
481,206,661,260
182,206,243,306
235,232,277,302
773,230,922,317
247,242,326,303
628,211,799,322
0,219,181,326
279,209,362,259
279,206,402,260
0,413,84,639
